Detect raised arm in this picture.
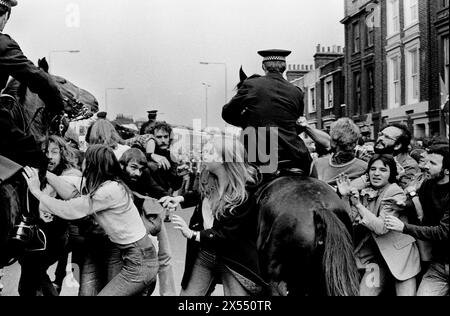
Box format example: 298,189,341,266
0,34,64,114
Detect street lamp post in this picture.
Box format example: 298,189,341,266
201,83,211,128
105,87,125,113
48,50,80,73
199,61,227,105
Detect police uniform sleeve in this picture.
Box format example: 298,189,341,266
222,81,250,128
295,86,305,117
0,34,64,114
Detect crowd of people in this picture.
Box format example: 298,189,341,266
1,0,448,296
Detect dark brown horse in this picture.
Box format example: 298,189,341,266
256,176,359,296
0,58,98,268
3,58,98,139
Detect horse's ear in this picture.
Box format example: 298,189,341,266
38,58,49,73
239,66,248,82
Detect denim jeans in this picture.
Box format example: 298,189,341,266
54,223,86,288
156,223,176,296
417,262,449,296
98,235,159,296
78,234,122,296
180,249,250,296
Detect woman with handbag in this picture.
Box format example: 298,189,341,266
337,154,421,296
22,144,158,296
161,136,268,296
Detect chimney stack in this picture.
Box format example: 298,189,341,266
314,43,345,68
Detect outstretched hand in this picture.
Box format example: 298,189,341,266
22,166,42,196
172,215,192,239
336,173,352,197
159,196,183,211
151,154,171,170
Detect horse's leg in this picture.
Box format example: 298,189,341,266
258,210,316,296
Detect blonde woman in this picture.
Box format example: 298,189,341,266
161,136,267,296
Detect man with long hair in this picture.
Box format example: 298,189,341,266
18,135,81,296
146,121,183,222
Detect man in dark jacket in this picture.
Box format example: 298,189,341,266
222,49,311,175
385,145,449,296
1,0,64,168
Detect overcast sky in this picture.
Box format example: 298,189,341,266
7,0,344,128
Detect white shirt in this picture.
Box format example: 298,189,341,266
39,181,146,245
202,198,214,229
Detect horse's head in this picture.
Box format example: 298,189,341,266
1,59,98,139
236,66,261,90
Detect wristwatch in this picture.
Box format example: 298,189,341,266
408,191,417,198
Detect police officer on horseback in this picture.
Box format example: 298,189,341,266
0,0,64,167
222,49,312,177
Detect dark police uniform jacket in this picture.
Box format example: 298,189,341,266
0,32,63,169
222,72,312,174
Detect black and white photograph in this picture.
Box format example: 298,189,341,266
0,0,448,302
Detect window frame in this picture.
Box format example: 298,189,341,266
309,86,316,114
387,0,400,37
404,0,419,28
353,21,361,53
353,72,362,115
324,78,334,110
387,53,402,109
407,47,420,103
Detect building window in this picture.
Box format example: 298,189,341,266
444,36,449,91
353,22,360,53
406,47,420,104
353,72,361,115
388,55,401,109
324,78,333,109
309,87,316,113
404,0,418,27
367,68,375,112
366,18,374,47
387,0,400,36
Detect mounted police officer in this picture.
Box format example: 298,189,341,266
0,0,64,167
140,110,158,135
222,49,312,176
1,0,65,265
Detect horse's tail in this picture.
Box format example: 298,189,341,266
314,209,359,296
